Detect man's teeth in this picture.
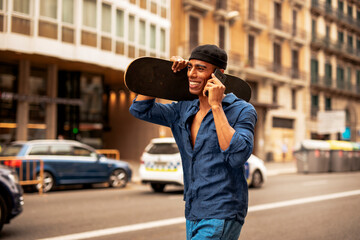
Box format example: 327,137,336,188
190,81,200,86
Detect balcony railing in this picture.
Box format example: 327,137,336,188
182,0,215,14
242,10,268,32
311,0,360,32
311,75,360,95
311,36,360,61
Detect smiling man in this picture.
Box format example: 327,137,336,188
129,44,257,239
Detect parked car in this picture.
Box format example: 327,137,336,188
0,140,132,193
140,138,267,192
0,165,24,232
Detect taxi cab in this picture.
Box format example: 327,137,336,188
140,138,267,192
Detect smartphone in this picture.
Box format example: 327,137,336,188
205,69,227,97
213,68,227,84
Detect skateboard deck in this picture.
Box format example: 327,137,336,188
124,57,251,102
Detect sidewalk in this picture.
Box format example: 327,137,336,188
126,159,298,183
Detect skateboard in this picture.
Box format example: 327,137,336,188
124,57,252,102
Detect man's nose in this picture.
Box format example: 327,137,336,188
188,68,196,78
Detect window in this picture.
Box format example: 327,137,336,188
62,0,74,24
40,0,57,18
219,25,225,49
311,94,319,117
291,89,296,110
160,28,166,52
150,24,156,50
189,15,199,51
338,30,344,44
51,145,73,156
325,25,330,42
292,10,297,36
128,15,135,42
83,0,96,28
73,147,92,157
248,35,255,67
139,20,146,46
346,67,352,90
325,62,332,86
0,64,17,124
348,5,353,17
348,34,353,50
311,58,319,83
292,49,299,78
274,2,282,30
116,9,124,37
311,19,317,39
273,43,281,73
272,85,278,104
29,145,50,155
325,97,332,111
337,66,345,89
102,3,111,33
338,0,344,13
147,143,179,154
272,117,294,129
13,0,31,14
29,68,47,125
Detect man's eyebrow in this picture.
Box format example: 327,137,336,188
194,64,207,68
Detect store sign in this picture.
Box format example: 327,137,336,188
0,92,83,106
317,111,345,134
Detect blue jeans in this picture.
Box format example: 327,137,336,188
186,219,243,240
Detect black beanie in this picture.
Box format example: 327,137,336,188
189,44,227,70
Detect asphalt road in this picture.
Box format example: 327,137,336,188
2,171,360,240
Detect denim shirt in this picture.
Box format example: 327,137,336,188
129,93,257,224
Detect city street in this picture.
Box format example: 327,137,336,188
2,169,360,240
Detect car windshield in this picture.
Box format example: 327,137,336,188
0,144,23,156
147,143,179,154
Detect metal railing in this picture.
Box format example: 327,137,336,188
0,157,44,194
96,149,120,160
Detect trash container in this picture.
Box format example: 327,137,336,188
351,143,360,171
327,140,353,172
294,140,330,173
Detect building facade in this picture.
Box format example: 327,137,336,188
1,0,359,162
309,0,360,142
0,0,171,159
171,0,309,161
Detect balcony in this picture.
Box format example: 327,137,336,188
243,10,267,34
269,20,292,41
237,56,306,84
311,0,360,33
291,27,307,46
213,0,240,23
310,75,360,99
289,0,305,9
183,0,215,15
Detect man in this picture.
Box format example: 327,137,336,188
129,44,257,239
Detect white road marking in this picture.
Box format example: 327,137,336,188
302,180,328,186
248,189,360,212
38,189,360,240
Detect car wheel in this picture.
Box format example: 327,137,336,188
251,170,263,188
151,183,166,193
36,171,55,193
109,169,128,188
0,194,8,232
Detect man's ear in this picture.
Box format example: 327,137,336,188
220,69,225,73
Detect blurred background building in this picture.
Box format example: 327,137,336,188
0,0,359,162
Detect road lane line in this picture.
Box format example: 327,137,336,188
38,217,185,240
38,189,360,240
248,189,360,212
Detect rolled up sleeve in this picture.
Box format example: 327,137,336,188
222,106,257,168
